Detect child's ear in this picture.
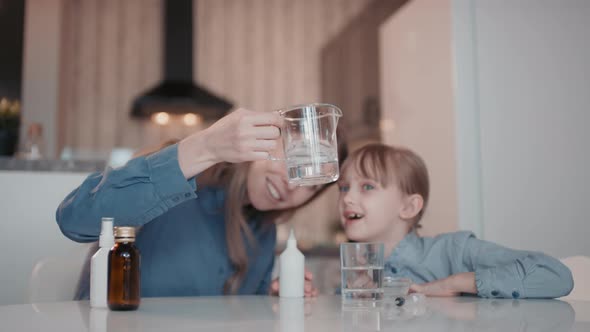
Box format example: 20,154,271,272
399,194,424,221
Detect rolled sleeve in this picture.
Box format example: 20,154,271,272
146,144,197,206
475,266,525,298
463,235,573,299
57,143,199,242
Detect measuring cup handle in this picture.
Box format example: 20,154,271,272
267,120,284,161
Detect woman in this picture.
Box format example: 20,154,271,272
56,108,347,298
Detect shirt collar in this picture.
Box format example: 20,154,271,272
387,231,420,263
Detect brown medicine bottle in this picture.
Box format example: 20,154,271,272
107,226,140,311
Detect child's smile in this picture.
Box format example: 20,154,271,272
343,209,365,227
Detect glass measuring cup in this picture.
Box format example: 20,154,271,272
270,103,343,186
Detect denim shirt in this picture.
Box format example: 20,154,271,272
385,231,573,299
56,144,276,298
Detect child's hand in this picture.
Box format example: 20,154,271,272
409,272,477,297
409,280,459,297
270,270,319,297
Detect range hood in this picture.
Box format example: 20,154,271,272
131,0,232,121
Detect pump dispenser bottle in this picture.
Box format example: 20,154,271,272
90,217,115,308
279,229,305,297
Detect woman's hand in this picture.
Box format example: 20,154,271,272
409,272,476,297
178,108,283,178
270,270,319,297
202,108,283,163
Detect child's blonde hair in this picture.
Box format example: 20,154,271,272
340,144,430,227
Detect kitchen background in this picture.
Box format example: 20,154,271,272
52,0,410,249
1,0,589,305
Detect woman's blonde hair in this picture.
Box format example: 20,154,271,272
340,144,429,226
220,126,347,293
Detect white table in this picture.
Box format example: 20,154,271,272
1,295,589,331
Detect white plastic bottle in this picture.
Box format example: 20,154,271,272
279,229,305,298
90,217,115,308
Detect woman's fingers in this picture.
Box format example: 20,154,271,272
273,270,318,297
248,138,278,152
270,278,280,296
304,270,318,297
304,280,319,298
253,125,281,140
248,110,284,127
246,151,271,161
194,107,286,164
238,124,280,140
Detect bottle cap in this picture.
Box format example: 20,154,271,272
99,217,114,247
286,228,297,248
114,226,136,241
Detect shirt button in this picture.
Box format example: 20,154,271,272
512,291,520,299
491,290,499,296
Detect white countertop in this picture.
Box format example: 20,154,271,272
1,295,589,331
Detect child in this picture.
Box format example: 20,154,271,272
337,144,573,299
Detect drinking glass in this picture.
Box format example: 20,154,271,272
340,242,384,304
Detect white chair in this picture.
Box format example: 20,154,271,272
559,255,590,301
28,244,94,303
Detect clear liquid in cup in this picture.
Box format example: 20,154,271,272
285,143,339,185
341,266,384,302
